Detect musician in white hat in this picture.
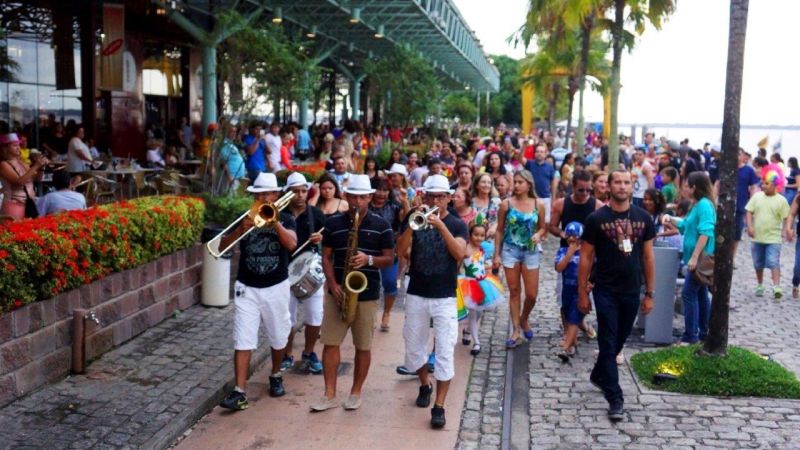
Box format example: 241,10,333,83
218,172,297,411
282,172,326,374
397,174,468,429
311,174,395,412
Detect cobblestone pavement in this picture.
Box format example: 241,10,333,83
0,305,267,450
459,238,800,449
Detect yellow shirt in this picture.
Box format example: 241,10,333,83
20,147,30,165
745,192,790,244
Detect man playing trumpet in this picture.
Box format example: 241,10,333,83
218,172,297,411
311,174,394,412
397,174,468,429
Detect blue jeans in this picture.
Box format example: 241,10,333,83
681,267,710,343
590,285,640,404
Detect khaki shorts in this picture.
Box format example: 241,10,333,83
319,293,377,351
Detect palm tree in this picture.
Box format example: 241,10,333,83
605,0,675,169
702,0,750,357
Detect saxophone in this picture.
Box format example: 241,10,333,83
341,208,368,324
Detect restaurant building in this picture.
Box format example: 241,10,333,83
1,1,204,159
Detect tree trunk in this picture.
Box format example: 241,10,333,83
702,0,750,357
565,79,577,151
576,18,593,158
608,0,625,170
548,82,560,136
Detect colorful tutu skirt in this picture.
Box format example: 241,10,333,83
458,275,505,312
456,287,469,321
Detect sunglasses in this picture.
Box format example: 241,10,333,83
425,193,448,199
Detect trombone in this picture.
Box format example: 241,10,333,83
206,191,295,258
409,205,440,231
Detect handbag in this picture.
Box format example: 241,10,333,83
692,252,714,288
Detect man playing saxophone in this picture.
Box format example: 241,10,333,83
311,174,395,412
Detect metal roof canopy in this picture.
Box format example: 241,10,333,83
248,0,499,92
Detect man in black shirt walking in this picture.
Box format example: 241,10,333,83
578,170,655,422
218,173,297,411
397,174,468,429
311,175,395,412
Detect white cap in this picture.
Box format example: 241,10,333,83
247,172,281,192
422,174,453,194
343,174,376,195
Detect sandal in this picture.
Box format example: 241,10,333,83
523,329,534,340
582,325,597,340
462,329,471,346
380,314,390,332
506,337,522,349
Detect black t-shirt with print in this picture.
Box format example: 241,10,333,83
582,204,655,295
290,205,326,261
404,213,468,299
237,211,296,288
322,211,394,301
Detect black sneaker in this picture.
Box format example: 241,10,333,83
608,399,624,422
220,390,248,411
431,406,446,429
269,374,286,397
416,384,433,408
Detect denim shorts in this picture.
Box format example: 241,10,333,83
751,242,781,270
501,242,540,269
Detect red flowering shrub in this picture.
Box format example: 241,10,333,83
0,196,204,313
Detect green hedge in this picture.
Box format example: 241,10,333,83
0,196,204,313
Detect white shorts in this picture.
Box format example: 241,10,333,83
233,280,291,351
403,294,459,382
289,287,324,327
540,197,552,225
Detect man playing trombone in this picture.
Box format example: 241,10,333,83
218,172,297,411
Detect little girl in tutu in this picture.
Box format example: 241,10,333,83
458,222,505,356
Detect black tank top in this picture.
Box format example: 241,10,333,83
559,195,597,248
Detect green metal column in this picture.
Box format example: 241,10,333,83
350,78,361,121
202,44,217,128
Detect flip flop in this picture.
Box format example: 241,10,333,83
506,338,522,349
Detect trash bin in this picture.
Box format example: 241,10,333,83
201,226,232,307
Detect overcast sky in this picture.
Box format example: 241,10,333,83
452,0,800,126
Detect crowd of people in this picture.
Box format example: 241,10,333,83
3,114,797,424
205,119,800,425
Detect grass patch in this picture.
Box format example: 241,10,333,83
630,345,800,398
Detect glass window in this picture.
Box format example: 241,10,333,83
0,82,9,133
63,95,82,125
8,82,37,133
38,85,62,122
5,37,38,83
37,41,55,85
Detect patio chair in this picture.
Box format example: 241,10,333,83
88,175,119,205
133,171,158,197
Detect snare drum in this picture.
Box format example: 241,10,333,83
288,251,325,300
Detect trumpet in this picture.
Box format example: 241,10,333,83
408,205,440,231
206,191,295,258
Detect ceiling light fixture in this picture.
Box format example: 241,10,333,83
272,7,283,24
374,24,384,39
306,25,317,38
350,7,361,24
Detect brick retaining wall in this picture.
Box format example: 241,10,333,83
0,243,233,408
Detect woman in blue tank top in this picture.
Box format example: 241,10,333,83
493,169,548,348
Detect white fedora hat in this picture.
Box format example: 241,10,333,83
343,174,376,195
284,172,311,190
422,174,453,194
386,163,408,177
247,172,282,193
